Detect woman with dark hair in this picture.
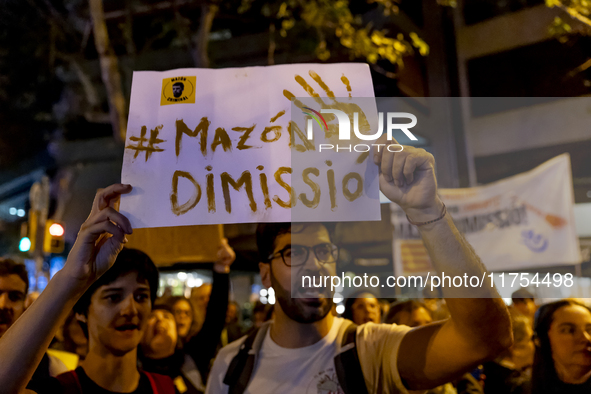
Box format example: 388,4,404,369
532,299,591,394
342,291,381,324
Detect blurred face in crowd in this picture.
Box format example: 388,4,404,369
548,305,591,379
514,299,537,320
351,295,381,325
260,224,335,324
83,272,151,356
172,299,193,339
141,309,177,359
395,306,433,328
0,274,27,338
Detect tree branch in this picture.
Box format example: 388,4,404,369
192,3,218,68
553,1,591,27
88,0,128,142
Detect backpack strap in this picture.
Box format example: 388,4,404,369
223,321,271,394
144,371,176,394
334,320,370,394
55,370,82,394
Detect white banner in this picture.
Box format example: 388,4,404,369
391,154,582,274
119,63,381,228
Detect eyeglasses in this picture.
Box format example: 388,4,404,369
268,243,339,267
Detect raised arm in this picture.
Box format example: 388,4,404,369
374,139,512,390
185,238,235,375
0,184,133,394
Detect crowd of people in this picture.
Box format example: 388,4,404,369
0,141,588,394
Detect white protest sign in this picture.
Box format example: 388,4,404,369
120,63,381,228
391,154,582,274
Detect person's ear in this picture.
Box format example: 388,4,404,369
533,333,541,348
259,262,272,289
75,313,87,323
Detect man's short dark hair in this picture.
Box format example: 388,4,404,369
73,248,159,317
172,82,184,89
256,223,292,264
256,222,337,264
0,258,29,295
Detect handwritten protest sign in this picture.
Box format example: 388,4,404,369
120,63,381,228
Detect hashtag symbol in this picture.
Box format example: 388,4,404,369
126,125,166,161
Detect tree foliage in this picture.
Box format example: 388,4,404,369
547,0,591,36
0,0,432,166
238,0,429,66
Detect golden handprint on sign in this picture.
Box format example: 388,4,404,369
284,70,372,164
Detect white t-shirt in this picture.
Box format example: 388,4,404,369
205,317,412,394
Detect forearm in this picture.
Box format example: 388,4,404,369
417,210,512,352
0,271,86,393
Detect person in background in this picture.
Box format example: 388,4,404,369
170,295,203,344
531,299,591,394
342,291,382,325
141,304,196,393
511,288,537,323
0,258,68,384
385,300,433,327
0,258,28,339
141,239,235,393
483,315,534,394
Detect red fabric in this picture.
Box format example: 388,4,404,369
55,370,82,394
55,369,174,394
144,372,175,394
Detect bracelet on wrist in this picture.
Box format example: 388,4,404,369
406,203,447,226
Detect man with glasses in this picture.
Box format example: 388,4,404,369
206,140,512,394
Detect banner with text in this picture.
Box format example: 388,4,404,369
391,154,582,275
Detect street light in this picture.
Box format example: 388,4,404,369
48,223,65,237
44,221,65,254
